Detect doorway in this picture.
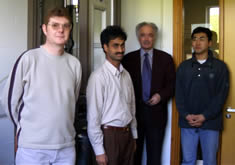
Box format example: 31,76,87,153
172,0,235,164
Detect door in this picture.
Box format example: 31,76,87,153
220,0,235,164
88,0,112,72
172,0,235,164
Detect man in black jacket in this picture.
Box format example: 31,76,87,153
175,27,229,165
122,22,175,165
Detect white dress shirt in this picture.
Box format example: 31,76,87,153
86,60,137,155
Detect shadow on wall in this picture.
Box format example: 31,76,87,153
0,78,15,165
0,77,7,116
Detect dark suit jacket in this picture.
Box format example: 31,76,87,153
122,49,176,128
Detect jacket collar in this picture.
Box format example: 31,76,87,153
192,50,214,68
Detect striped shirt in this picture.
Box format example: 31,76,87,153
1,46,82,149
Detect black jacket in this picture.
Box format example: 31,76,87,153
122,49,176,128
175,50,229,130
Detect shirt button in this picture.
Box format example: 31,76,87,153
198,68,201,70
198,74,201,77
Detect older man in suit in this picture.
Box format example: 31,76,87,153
122,22,175,165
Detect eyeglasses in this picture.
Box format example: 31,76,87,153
192,37,208,42
47,23,72,31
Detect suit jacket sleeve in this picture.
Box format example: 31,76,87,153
202,63,229,120
175,63,189,118
157,56,176,103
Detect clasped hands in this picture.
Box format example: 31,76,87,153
186,114,206,127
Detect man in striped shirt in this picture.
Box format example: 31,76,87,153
1,7,82,165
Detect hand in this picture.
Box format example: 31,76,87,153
96,154,108,165
187,114,206,127
185,114,195,123
148,93,161,105
191,114,205,127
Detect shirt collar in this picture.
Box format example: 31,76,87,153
192,50,214,67
140,48,153,58
104,60,124,77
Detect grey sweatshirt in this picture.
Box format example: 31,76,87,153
1,46,82,149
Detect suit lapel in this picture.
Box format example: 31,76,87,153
136,49,142,85
151,49,159,93
134,50,143,97
152,49,158,74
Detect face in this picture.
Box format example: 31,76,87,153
42,16,71,47
192,32,212,55
104,37,125,65
138,25,155,51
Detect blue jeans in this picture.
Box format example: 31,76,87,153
181,128,219,165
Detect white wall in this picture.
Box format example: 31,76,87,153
0,0,28,164
0,0,28,80
121,0,173,164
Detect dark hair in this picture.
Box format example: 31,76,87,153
44,7,72,25
100,25,127,50
191,27,213,41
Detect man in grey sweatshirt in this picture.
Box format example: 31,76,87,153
1,7,82,165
